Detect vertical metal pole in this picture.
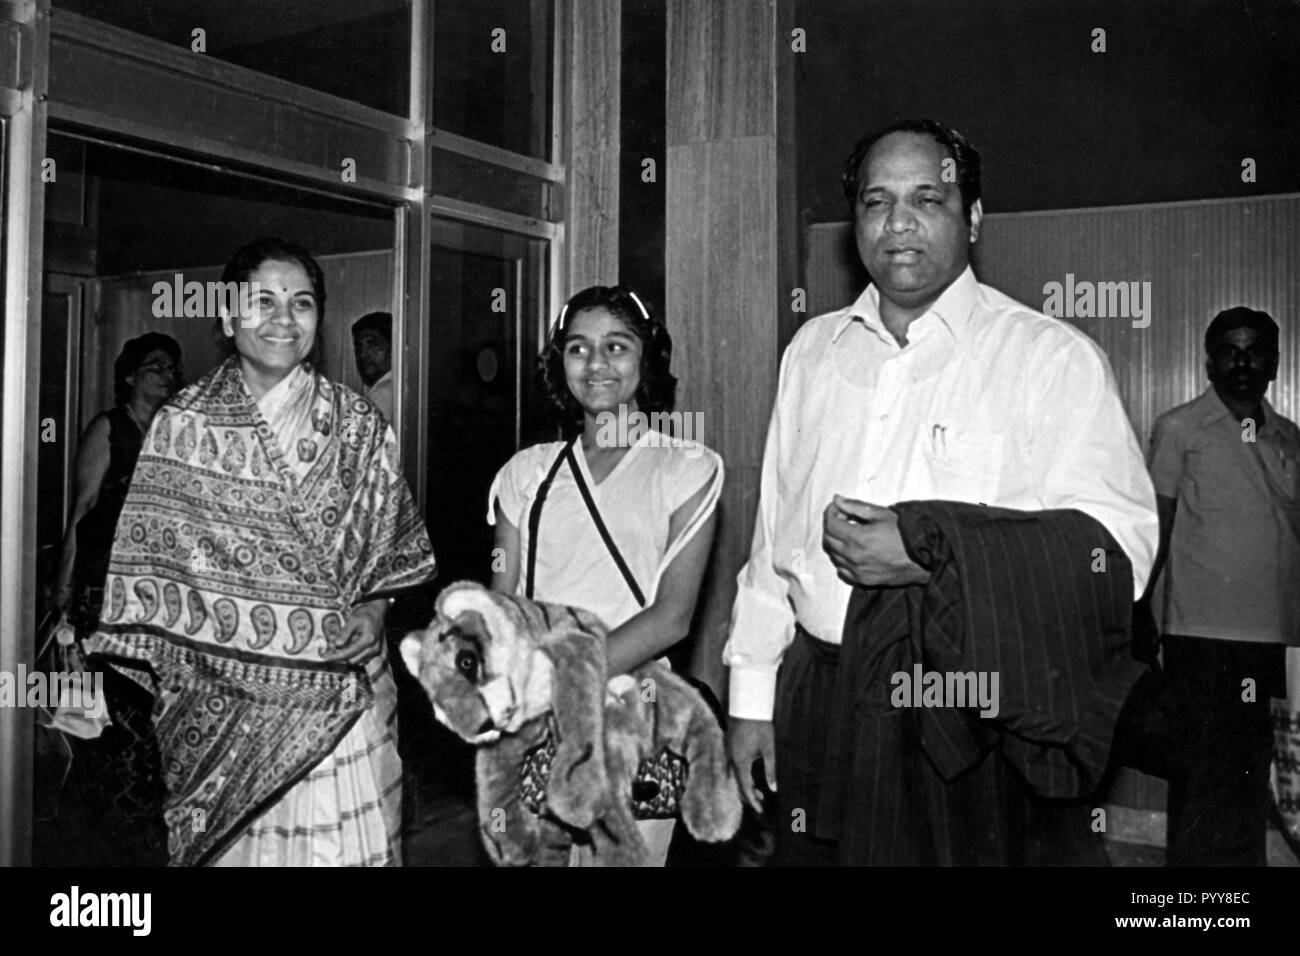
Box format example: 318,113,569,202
403,0,433,509
0,0,49,867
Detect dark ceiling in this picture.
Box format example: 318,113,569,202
795,0,1300,221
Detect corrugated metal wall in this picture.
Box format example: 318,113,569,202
976,194,1300,445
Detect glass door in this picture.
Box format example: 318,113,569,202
424,217,549,587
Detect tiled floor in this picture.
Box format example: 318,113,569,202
402,785,1300,867
1100,803,1299,867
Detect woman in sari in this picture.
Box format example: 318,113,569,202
88,237,437,866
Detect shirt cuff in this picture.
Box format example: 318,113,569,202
728,665,778,721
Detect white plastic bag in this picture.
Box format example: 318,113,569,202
35,614,112,740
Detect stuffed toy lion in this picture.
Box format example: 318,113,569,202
399,581,742,866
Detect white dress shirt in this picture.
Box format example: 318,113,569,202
366,370,394,424
724,267,1158,720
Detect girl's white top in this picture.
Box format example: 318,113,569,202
488,430,724,630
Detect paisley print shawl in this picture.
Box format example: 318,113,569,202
88,356,437,865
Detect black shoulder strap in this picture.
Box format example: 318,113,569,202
524,436,646,608
563,444,646,608
524,438,574,600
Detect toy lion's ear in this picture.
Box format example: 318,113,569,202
535,611,610,828
399,633,424,677
437,582,516,655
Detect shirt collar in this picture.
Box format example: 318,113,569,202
1196,385,1279,432
832,266,979,346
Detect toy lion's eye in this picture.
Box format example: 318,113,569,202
455,649,479,682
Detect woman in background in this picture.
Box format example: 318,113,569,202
48,332,182,866
53,333,183,634
89,237,437,866
489,285,723,866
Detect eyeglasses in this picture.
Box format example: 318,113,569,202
137,361,179,376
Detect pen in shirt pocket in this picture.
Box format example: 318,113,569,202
931,423,948,458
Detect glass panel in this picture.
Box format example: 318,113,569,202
37,283,79,576
54,0,411,116
430,147,552,220
425,218,548,587
432,0,553,160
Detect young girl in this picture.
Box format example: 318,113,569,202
488,285,723,866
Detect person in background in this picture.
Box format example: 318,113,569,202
488,285,723,866
47,331,182,866
352,311,394,422
1143,306,1299,866
88,239,437,866
53,333,183,630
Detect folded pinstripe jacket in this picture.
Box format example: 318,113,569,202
826,501,1145,864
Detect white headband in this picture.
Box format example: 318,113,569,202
552,288,651,337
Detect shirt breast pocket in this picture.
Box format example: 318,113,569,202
922,430,1004,505
1183,448,1236,512
1273,449,1299,502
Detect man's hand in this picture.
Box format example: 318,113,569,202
321,599,388,662
822,495,931,588
727,717,776,814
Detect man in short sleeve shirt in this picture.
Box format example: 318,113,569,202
352,311,394,423
1145,306,1300,866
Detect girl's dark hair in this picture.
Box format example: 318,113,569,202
115,332,182,405
537,285,676,434
215,237,327,369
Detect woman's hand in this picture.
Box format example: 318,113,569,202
320,598,389,662
54,415,112,619
50,582,74,614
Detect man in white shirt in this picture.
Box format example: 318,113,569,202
723,119,1158,865
352,311,394,423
